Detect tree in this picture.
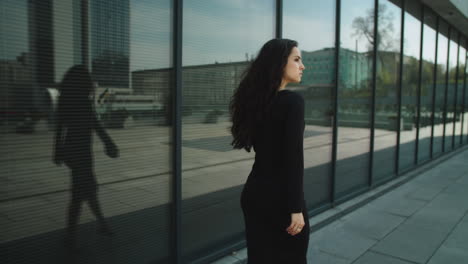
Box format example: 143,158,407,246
352,3,398,52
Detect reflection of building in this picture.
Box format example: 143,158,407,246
132,61,249,113
301,48,372,90
90,0,130,88
339,48,372,89
0,53,34,117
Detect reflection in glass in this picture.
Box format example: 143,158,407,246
399,2,420,171
2,0,173,263
336,0,374,196
181,1,275,261
418,8,436,162
373,0,401,181
461,40,468,142
454,41,466,145
433,21,449,156
283,0,335,208
445,30,458,150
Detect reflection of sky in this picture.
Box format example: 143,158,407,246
340,0,375,52
130,0,172,71
449,37,459,68
438,33,448,66
404,12,420,57
283,0,335,52
422,24,436,62
1,0,28,60
182,0,275,66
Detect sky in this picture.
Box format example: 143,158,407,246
1,0,464,71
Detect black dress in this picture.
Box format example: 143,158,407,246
241,89,309,264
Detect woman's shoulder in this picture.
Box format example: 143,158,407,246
277,90,304,105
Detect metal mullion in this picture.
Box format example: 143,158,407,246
415,5,423,163
369,0,378,187
276,0,282,38
396,0,405,174
171,0,183,263
331,0,341,205
442,25,450,152
452,33,460,148
430,15,439,159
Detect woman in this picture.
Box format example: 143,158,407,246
53,65,119,248
230,39,308,263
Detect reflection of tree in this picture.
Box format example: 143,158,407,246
352,3,397,52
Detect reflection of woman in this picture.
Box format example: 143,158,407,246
53,65,119,246
230,39,308,263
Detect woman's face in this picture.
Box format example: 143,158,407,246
282,47,305,84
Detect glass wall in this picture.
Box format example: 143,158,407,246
399,0,421,171
283,0,336,209
336,0,374,197
181,1,275,261
1,0,173,263
373,0,401,181
462,39,468,142
418,7,436,163
455,38,466,145
2,1,468,263
444,29,459,150
432,20,449,156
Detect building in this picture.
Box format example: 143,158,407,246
90,0,130,88
1,0,467,263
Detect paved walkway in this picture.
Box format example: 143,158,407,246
213,147,468,264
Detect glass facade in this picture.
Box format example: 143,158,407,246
180,0,275,261
1,0,467,263
283,0,335,209
418,7,436,163
433,20,449,156
335,0,374,198
399,0,421,171
373,0,401,181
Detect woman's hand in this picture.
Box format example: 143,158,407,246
286,212,305,236
105,143,119,158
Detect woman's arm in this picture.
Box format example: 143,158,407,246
283,93,306,236
93,114,119,158
283,93,305,214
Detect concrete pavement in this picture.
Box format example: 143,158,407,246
212,146,468,264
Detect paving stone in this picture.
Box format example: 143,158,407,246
306,246,351,264
427,245,468,264
353,251,414,264
340,207,405,240
366,195,427,217
372,223,447,263
310,223,377,261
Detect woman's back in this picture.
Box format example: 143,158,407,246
244,89,305,211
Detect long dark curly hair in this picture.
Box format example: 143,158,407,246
57,65,95,126
229,38,298,152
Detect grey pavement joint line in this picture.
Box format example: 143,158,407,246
364,250,421,264
425,209,468,263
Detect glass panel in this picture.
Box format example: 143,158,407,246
181,1,275,261
418,7,436,163
444,30,458,150
283,0,335,208
336,0,374,197
399,1,421,171
463,45,468,142
373,0,402,181
1,0,173,263
433,20,449,156
455,39,466,145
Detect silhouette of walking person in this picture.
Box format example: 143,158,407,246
53,65,119,249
